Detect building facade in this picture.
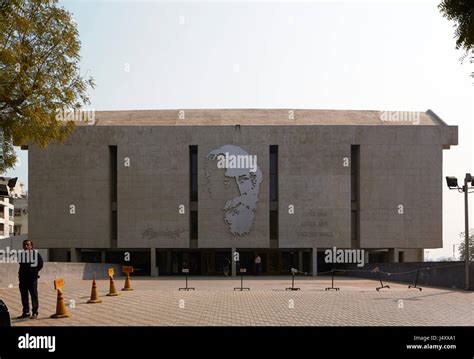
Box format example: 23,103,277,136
13,183,28,236
28,109,458,275
0,177,24,240
0,196,14,240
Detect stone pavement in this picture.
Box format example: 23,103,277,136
1,276,472,326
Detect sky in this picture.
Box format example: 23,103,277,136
6,0,474,260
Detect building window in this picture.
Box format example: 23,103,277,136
270,145,279,242
189,145,198,243
109,145,118,245
270,145,278,202
351,145,360,249
14,225,21,236
109,145,118,202
270,210,279,240
111,211,117,241
190,146,198,202
190,211,198,240
351,145,360,203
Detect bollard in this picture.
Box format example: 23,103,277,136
87,272,102,304
122,266,134,291
408,269,423,291
286,268,301,291
372,267,390,291
50,278,71,319
325,269,340,291
179,268,195,291
107,267,119,296
234,268,250,291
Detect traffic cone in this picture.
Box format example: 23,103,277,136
87,272,102,304
107,275,119,296
122,273,133,291
50,288,71,319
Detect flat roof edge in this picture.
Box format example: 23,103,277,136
426,109,448,126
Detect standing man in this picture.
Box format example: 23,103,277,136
17,240,43,319
223,257,231,277
254,254,262,276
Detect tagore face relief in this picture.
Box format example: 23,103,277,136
206,145,262,236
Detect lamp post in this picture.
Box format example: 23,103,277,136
446,174,473,291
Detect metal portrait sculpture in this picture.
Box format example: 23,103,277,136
206,145,262,236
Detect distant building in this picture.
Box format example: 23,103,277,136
13,186,28,236
0,177,22,240
0,179,48,260
0,196,13,240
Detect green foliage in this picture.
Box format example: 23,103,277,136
0,0,94,172
439,0,474,58
458,230,474,261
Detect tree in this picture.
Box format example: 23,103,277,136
439,0,474,59
458,230,474,261
0,0,94,171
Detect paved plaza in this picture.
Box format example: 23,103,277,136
1,276,472,326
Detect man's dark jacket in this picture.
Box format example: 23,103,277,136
18,250,44,281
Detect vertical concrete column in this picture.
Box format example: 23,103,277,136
298,250,303,272
388,248,399,263
101,251,106,263
70,248,81,262
150,248,158,277
231,248,237,277
311,247,318,276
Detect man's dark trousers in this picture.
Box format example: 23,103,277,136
19,277,38,314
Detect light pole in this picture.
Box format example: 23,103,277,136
446,174,473,290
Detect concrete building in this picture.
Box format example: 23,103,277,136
13,184,28,236
0,196,14,240
28,109,458,275
0,179,50,261
0,177,23,240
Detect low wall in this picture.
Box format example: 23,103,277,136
0,262,122,288
323,262,473,291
